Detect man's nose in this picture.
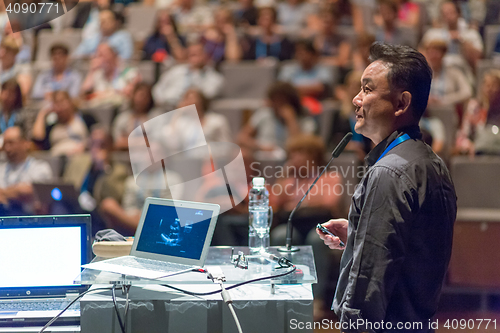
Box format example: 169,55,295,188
353,91,362,108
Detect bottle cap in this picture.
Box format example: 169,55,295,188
252,177,265,187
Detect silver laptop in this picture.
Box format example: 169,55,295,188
0,215,91,327
83,198,220,280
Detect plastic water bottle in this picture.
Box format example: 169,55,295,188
249,177,270,253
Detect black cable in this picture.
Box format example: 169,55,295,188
38,286,113,333
112,284,126,333
124,285,130,333
160,265,297,296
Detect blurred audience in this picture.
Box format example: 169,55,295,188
422,1,482,70
142,9,186,62
0,36,32,97
352,32,376,72
201,7,242,64
238,82,316,153
375,0,415,47
423,40,472,109
63,126,128,235
277,0,317,34
278,40,333,100
153,42,223,106
80,43,140,106
73,10,133,60
0,126,53,215
2,22,31,64
31,44,83,100
170,0,214,38
456,69,500,155
32,91,88,156
241,7,295,61
311,10,351,68
112,82,160,150
0,79,34,136
234,0,259,27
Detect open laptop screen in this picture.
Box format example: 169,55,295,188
0,226,83,289
135,204,213,260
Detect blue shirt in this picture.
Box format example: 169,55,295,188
73,30,134,60
31,69,82,99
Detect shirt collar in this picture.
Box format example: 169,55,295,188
365,125,422,167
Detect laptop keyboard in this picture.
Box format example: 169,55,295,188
0,299,80,312
107,256,195,273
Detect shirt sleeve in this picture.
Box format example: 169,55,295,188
338,166,414,330
31,72,47,99
29,161,54,183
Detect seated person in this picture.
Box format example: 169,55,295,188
170,0,214,38
99,143,183,236
238,82,316,153
241,7,295,61
0,79,35,137
423,39,472,109
456,69,500,155
80,43,140,107
112,82,161,150
142,9,186,62
0,126,53,215
311,9,351,68
233,0,259,27
63,126,129,235
375,0,415,47
0,36,32,97
2,21,31,64
31,43,83,100
201,7,242,64
32,91,88,156
73,10,133,60
153,42,224,107
277,0,317,34
278,40,333,101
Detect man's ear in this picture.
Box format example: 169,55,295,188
395,91,412,117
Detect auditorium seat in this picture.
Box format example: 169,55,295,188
219,60,278,99
30,151,65,178
484,25,500,59
124,4,157,42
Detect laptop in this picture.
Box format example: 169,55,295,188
0,215,91,327
32,182,81,211
83,198,220,280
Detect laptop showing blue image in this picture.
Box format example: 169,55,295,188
0,215,91,327
83,198,220,280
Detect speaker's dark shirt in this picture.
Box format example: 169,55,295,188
333,126,457,332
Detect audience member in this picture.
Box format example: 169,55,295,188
177,88,232,143
153,42,224,106
31,44,83,100
242,7,295,61
0,36,32,97
73,10,133,60
423,40,472,109
375,0,415,47
72,0,112,40
234,0,259,27
238,82,316,153
170,0,214,38
201,7,242,64
311,10,351,68
277,0,317,34
0,126,53,215
32,91,88,156
142,9,186,62
0,79,34,136
422,1,482,69
396,0,421,30
112,82,160,150
456,69,500,155
278,40,333,100
2,22,31,64
80,43,140,106
63,126,128,235
352,32,375,72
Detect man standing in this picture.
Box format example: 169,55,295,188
317,43,456,332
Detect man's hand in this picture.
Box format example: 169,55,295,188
316,218,348,249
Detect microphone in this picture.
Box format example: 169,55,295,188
278,132,353,253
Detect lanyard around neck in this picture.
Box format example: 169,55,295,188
376,133,411,163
